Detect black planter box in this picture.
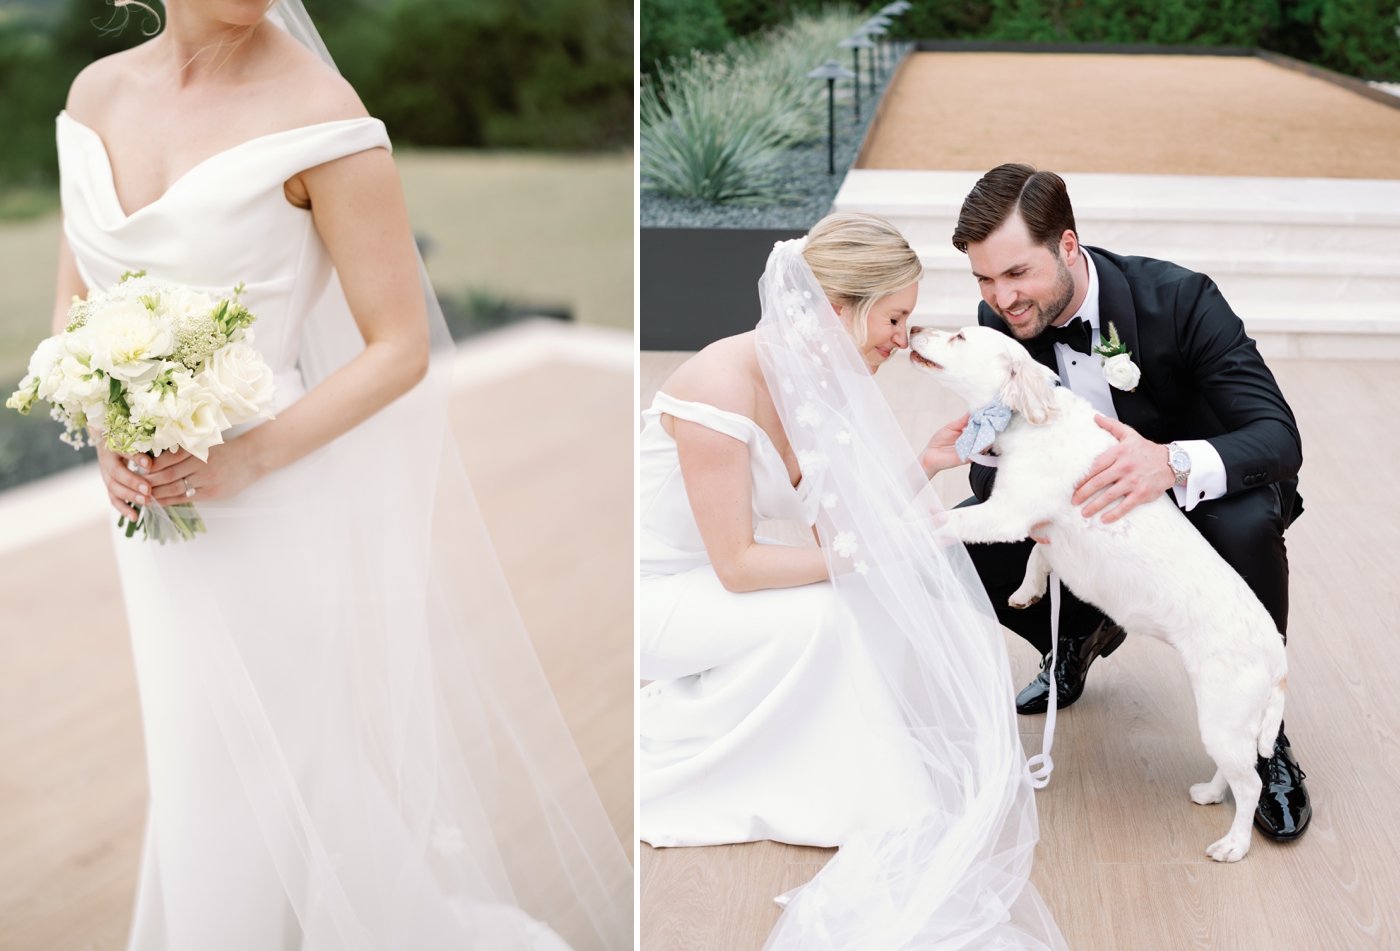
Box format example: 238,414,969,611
641,228,806,351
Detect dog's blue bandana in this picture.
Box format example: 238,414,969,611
955,398,1012,462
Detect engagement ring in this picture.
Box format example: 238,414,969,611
184,478,195,499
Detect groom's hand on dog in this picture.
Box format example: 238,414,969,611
1072,415,1175,523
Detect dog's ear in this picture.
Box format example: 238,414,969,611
999,347,1057,425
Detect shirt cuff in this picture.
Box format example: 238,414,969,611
1170,439,1227,512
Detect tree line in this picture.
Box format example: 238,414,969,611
0,0,632,191
642,0,1400,80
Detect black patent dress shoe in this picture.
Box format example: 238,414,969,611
1255,729,1311,840
1015,620,1128,715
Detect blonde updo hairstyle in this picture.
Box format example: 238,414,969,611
801,212,923,347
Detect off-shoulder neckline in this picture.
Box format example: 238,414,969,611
58,111,388,221
650,392,807,493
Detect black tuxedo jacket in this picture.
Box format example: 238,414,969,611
970,247,1302,510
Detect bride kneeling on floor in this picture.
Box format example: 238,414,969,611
639,213,1068,950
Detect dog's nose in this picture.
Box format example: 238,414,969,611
909,325,925,336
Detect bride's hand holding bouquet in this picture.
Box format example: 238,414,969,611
7,270,276,542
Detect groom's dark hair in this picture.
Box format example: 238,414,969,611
951,164,1077,256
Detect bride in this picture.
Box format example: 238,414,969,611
640,213,1067,949
53,0,630,948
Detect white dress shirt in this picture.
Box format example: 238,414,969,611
1052,251,1225,513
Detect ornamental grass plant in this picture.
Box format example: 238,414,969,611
641,7,864,204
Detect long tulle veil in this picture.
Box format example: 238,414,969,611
754,238,1065,950
139,3,635,947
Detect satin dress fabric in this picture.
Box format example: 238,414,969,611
639,392,933,849
58,112,630,951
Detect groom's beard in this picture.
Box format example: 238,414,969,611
997,255,1076,341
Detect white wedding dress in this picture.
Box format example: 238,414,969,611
55,27,630,949
638,239,1067,950
639,393,934,847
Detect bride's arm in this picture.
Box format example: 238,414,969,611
675,420,829,593
142,146,429,503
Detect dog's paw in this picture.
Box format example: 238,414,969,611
1205,831,1251,863
1008,589,1042,610
1190,781,1226,805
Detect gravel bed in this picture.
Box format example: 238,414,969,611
641,55,902,231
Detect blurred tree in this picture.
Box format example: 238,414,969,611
893,0,994,40
0,20,77,187
714,0,826,37
51,0,164,60
640,0,730,71
353,0,631,149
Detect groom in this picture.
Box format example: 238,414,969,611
949,164,1310,841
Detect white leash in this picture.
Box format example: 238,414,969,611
1025,571,1060,789
969,453,1058,789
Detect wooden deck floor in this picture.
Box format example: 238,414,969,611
0,357,634,950
640,350,1400,951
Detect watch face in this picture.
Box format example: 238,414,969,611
1171,450,1190,472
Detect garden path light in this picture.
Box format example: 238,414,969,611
838,34,875,117
807,59,856,175
860,20,890,78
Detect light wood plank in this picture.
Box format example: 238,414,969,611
0,361,634,949
640,351,1400,951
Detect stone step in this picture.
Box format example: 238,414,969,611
834,169,1400,357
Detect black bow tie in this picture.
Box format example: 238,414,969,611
1026,317,1093,368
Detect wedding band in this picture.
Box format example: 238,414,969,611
184,478,195,499
127,460,140,473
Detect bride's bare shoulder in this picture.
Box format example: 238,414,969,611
66,21,367,129
265,27,369,125
65,43,145,121
658,331,762,421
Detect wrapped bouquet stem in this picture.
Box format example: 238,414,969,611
6,270,276,543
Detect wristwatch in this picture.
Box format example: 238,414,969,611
1167,442,1191,487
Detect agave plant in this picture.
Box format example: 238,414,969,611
641,8,865,205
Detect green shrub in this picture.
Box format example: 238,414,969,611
889,0,1400,79
329,0,632,149
0,0,631,197
716,0,831,38
641,8,863,203
641,0,731,71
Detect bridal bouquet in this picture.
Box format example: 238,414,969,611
6,270,276,543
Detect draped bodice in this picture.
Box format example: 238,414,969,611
639,392,818,577
57,111,392,410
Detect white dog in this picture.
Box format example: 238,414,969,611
910,325,1287,863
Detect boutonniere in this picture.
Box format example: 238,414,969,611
1093,321,1140,392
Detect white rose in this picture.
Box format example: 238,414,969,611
86,299,176,381
150,388,229,461
198,341,275,425
168,287,216,325
52,356,109,422
129,370,228,461
1101,352,1140,391
127,370,194,426
26,335,64,382
23,336,68,403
